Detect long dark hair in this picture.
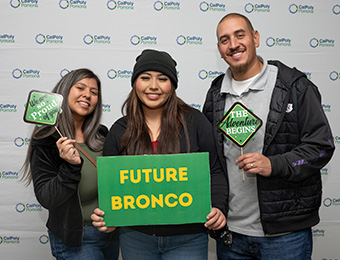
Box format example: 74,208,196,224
21,68,105,185
120,83,190,155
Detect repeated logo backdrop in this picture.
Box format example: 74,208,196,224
0,1,339,259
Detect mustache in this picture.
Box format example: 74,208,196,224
229,47,244,53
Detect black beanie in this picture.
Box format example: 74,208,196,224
131,49,178,89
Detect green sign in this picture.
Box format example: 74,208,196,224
219,102,262,147
97,153,211,227
23,90,63,126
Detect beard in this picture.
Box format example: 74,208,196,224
230,62,249,75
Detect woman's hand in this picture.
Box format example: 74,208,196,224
56,137,81,165
91,208,117,233
204,207,226,230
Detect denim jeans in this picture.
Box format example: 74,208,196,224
119,227,208,260
48,225,119,260
216,228,312,260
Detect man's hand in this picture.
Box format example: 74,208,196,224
236,152,272,177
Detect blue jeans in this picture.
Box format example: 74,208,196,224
119,227,208,260
216,228,312,260
48,226,119,260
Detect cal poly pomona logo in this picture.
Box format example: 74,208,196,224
244,3,270,13
266,37,291,47
15,203,26,213
322,104,331,113
154,1,180,11
83,34,111,45
312,229,325,237
12,68,40,79
107,0,134,10
39,235,49,244
0,104,17,112
0,236,20,244
59,0,87,9
176,35,203,46
199,1,225,12
102,104,111,112
35,34,63,44
323,197,340,207
289,4,314,14
10,0,38,8
188,103,201,110
320,168,328,176
14,137,30,147
0,34,15,43
332,4,340,14
107,69,132,79
198,69,223,80
303,72,312,80
334,135,340,145
12,68,22,79
130,35,157,46
329,71,339,81
309,38,335,48
16,203,42,213
60,69,70,77
0,171,19,179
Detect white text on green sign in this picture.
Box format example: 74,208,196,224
219,102,262,147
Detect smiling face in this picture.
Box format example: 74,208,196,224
135,71,172,113
217,15,262,80
67,78,99,122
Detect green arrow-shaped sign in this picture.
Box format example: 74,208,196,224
219,102,262,147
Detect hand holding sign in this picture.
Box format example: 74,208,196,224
236,152,272,177
56,137,81,165
219,102,262,181
23,90,82,164
205,207,226,230
91,208,117,233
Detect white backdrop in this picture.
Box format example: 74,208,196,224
0,1,339,259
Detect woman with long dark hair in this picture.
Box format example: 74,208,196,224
91,50,228,260
21,68,119,259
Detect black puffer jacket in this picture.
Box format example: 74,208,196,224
30,125,108,246
203,60,335,235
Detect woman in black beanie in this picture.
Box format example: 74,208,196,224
92,49,227,260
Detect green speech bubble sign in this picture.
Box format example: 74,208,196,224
23,90,63,126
